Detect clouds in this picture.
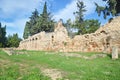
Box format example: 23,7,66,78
54,0,106,22
0,0,107,38
0,0,44,20
54,0,77,22
2,18,28,38
0,0,45,38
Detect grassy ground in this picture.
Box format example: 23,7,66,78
0,50,120,80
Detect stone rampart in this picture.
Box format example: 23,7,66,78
19,17,120,52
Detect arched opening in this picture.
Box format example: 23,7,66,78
51,35,54,43
100,30,107,34
35,37,38,40
52,35,54,38
32,38,34,41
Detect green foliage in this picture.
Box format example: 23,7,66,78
7,33,22,47
36,2,54,32
85,19,100,33
74,1,86,23
116,0,120,14
95,0,120,19
0,22,21,48
72,1,100,35
23,2,54,39
73,0,87,34
23,9,39,39
0,22,7,47
35,2,54,33
23,22,31,39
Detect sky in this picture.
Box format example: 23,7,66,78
0,0,111,38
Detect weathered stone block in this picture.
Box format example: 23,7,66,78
112,46,118,59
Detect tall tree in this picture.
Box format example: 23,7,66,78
116,0,120,15
29,9,39,35
95,0,120,19
23,9,39,39
23,22,31,39
23,2,54,39
36,2,54,32
0,22,6,47
73,0,87,34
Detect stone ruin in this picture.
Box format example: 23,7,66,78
19,17,120,55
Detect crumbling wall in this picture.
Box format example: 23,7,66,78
19,17,120,52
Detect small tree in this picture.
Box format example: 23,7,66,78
7,33,22,47
85,19,100,33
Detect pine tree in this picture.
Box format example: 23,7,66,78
95,0,120,19
73,0,87,34
29,9,39,35
23,22,31,39
23,2,54,39
0,22,2,47
116,0,120,15
37,1,54,32
0,22,7,47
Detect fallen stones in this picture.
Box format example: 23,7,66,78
3,48,15,56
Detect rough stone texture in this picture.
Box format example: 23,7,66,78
112,46,118,59
19,17,120,53
3,48,15,56
19,20,70,51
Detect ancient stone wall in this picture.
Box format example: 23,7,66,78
19,17,120,53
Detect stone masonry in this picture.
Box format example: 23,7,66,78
19,17,120,53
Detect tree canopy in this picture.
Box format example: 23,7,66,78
73,1,87,34
72,0,100,35
23,9,39,39
7,33,22,47
95,0,120,19
23,2,54,39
